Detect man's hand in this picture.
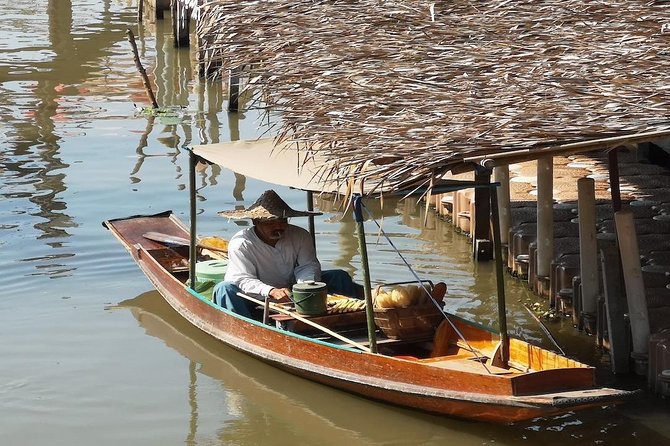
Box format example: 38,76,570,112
269,287,291,302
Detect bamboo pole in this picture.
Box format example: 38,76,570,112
126,29,159,109
235,291,371,352
307,190,316,249
352,194,378,353
578,178,599,316
536,156,554,279
188,150,197,290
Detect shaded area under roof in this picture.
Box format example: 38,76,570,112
192,0,670,191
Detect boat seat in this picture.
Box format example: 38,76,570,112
431,319,455,357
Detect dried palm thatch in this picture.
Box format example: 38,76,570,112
190,0,670,193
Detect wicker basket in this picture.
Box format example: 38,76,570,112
373,305,443,340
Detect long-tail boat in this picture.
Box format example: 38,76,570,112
104,139,635,423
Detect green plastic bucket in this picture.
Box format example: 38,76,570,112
291,281,328,315
195,259,228,301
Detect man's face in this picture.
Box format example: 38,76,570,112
255,218,289,244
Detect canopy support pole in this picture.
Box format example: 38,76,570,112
489,183,509,366
307,190,316,248
188,150,197,290
352,194,378,354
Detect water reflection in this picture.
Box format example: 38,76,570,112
120,290,669,445
0,0,136,277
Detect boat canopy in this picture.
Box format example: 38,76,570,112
191,139,485,196
192,138,344,193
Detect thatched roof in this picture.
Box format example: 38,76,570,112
191,0,670,192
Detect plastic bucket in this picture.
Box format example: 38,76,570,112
291,281,328,315
195,259,228,301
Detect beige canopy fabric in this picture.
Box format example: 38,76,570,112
192,139,332,192
192,138,485,195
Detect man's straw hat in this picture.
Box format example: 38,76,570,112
218,190,322,220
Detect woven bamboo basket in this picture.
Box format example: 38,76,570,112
373,305,443,340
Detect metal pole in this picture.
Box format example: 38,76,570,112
188,150,197,290
489,184,509,366
352,194,377,353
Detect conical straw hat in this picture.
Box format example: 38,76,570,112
218,190,322,220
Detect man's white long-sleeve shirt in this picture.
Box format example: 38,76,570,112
224,224,321,297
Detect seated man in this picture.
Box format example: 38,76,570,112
213,190,361,318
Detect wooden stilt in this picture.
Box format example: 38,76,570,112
578,178,599,316
227,68,240,112
171,0,190,47
493,166,511,245
600,244,630,373
536,156,554,279
608,148,622,212
614,210,650,358
473,169,492,261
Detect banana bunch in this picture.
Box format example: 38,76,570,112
327,298,366,314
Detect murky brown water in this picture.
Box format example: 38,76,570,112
1,1,668,444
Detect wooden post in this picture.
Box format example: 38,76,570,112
600,244,629,373
614,210,650,358
227,68,240,112
452,191,461,228
578,178,599,316
474,170,492,261
608,148,622,212
171,0,190,47
493,166,511,246
138,0,144,21
536,156,554,279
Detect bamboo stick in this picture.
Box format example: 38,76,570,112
126,29,159,109
235,291,371,353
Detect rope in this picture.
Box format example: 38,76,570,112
360,202,493,374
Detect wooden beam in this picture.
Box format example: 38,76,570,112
466,129,670,168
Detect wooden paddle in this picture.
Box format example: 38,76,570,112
142,231,228,253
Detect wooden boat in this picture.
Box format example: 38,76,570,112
104,209,635,423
